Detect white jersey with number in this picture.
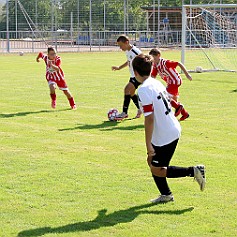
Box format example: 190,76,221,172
138,77,181,146
126,45,142,77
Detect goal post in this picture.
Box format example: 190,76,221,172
181,4,237,73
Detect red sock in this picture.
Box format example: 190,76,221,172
181,106,188,115
68,97,75,107
50,93,56,101
170,99,180,109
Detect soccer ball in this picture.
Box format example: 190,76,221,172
107,108,119,121
195,66,203,73
19,51,24,56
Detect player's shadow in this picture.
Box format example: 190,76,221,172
231,89,237,93
58,120,143,132
17,203,194,237
0,109,70,118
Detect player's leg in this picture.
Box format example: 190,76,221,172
58,80,76,109
116,78,141,120
115,82,132,120
62,89,76,109
49,82,57,109
150,140,205,203
129,77,142,118
167,84,189,120
149,139,179,203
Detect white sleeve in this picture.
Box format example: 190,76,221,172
138,88,153,117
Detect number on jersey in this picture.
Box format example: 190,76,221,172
157,92,171,115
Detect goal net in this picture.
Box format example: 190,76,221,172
181,4,237,72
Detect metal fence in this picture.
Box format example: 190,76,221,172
0,0,233,52
0,30,183,52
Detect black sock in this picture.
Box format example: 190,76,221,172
131,94,140,109
152,175,172,196
123,95,131,114
167,166,194,178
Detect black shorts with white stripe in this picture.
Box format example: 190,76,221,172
129,77,141,89
151,139,179,167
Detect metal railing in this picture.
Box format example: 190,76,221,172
0,30,182,53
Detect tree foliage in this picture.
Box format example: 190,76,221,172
0,0,236,31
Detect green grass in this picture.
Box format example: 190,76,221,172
0,51,237,237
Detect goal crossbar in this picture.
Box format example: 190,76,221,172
183,4,237,9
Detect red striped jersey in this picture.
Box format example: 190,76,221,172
151,58,182,86
38,52,65,81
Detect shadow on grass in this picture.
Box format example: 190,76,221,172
0,108,71,118
17,203,194,236
58,120,144,132
231,89,237,93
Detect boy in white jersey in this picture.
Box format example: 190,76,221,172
132,54,205,203
111,35,142,120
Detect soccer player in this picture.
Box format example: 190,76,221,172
111,35,142,120
149,48,192,121
36,47,76,109
132,54,205,203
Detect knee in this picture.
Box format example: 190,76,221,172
150,166,167,177
49,86,55,94
172,96,178,102
124,85,130,95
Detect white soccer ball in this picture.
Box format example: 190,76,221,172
195,66,203,73
19,51,24,56
107,108,119,121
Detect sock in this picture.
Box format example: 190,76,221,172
170,99,180,109
167,166,194,178
68,97,75,107
152,175,172,196
181,106,188,115
50,93,56,101
131,94,140,109
123,95,131,114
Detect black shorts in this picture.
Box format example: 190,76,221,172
151,139,179,167
129,77,141,89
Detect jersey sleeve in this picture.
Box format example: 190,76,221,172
138,87,153,117
150,64,158,78
165,60,179,68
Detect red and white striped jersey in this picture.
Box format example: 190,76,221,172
151,58,182,86
38,52,65,81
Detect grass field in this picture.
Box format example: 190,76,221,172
0,51,237,237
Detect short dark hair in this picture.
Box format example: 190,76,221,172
149,48,161,56
47,47,56,53
132,54,153,77
117,35,129,43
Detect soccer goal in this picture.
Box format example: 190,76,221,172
181,4,237,73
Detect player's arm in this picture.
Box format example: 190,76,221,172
36,52,43,62
50,62,60,72
111,61,128,71
138,88,155,165
178,62,192,81
144,113,155,166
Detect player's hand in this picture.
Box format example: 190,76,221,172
187,74,192,81
147,156,152,167
111,66,120,71
147,149,155,157
146,144,155,166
